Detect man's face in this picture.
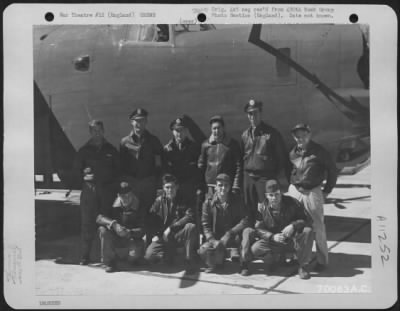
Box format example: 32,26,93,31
215,180,231,198
293,130,311,149
211,122,224,140
131,117,147,135
163,182,178,199
119,192,134,207
89,125,104,143
265,190,282,208
247,109,261,127
172,127,188,144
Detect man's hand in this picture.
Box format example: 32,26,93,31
272,233,288,244
220,232,232,246
282,224,295,238
112,222,130,238
162,227,171,242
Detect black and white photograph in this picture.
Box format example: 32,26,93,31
3,3,397,309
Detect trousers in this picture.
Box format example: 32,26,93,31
80,182,117,259
198,234,242,268
287,184,329,265
243,173,270,224
241,227,313,266
144,223,198,262
98,226,145,265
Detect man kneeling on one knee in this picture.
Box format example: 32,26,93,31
199,173,249,273
241,179,314,279
144,174,198,274
97,181,146,273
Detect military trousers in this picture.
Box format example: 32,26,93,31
144,223,198,263
198,234,242,268
287,184,329,265
98,226,145,265
241,227,313,266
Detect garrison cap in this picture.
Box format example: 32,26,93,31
244,99,263,113
291,123,311,134
265,179,281,193
216,173,231,184
118,181,133,195
170,117,187,130
129,108,148,120
209,115,225,126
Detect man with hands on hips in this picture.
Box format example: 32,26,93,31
287,123,338,271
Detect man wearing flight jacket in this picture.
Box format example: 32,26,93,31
287,123,338,271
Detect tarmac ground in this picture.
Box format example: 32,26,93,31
35,166,371,296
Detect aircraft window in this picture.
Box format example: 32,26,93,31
126,25,140,41
174,24,216,33
276,48,291,77
35,174,44,182
73,55,90,72
138,24,169,42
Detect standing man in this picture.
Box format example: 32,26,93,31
241,99,291,224
120,108,165,222
198,115,242,196
164,117,202,205
241,180,314,279
75,120,119,265
97,181,146,273
144,174,198,274
287,123,338,270
198,174,249,273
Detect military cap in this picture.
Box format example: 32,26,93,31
216,173,231,184
291,123,311,134
265,179,281,193
118,181,133,195
129,108,148,120
244,99,263,113
170,117,187,130
209,115,225,126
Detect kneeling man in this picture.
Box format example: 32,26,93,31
241,179,313,279
199,173,249,273
97,181,145,273
144,174,198,274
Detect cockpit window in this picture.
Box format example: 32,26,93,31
174,24,216,33
138,24,169,42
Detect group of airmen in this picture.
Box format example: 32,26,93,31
74,99,338,280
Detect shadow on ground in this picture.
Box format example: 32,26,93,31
325,216,371,243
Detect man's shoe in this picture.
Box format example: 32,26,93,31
79,257,90,265
204,266,216,273
104,261,117,273
298,266,310,280
184,260,197,274
314,263,328,272
240,263,250,276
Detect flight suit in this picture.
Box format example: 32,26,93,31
120,130,165,213
144,194,198,263
241,195,313,267
164,137,202,205
75,138,119,261
287,140,338,265
198,135,242,195
199,192,249,270
98,193,146,265
241,122,291,223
